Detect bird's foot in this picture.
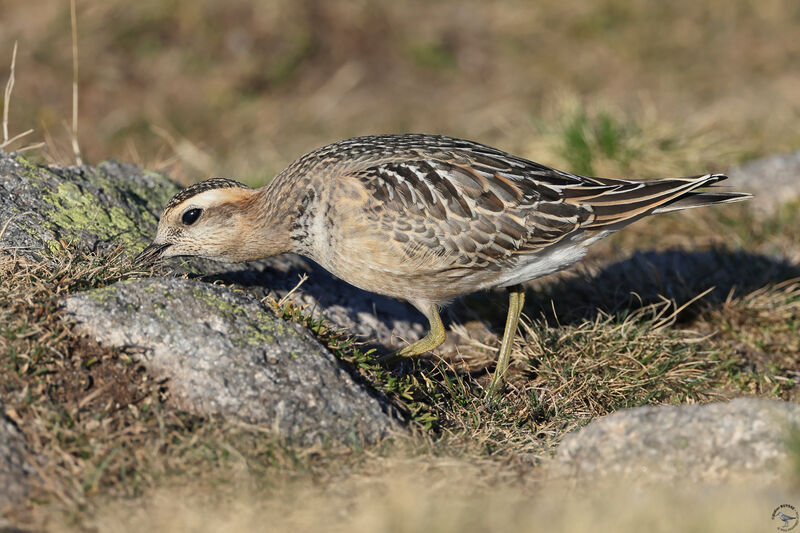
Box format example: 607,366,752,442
377,312,446,366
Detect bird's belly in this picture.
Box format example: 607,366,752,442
314,241,478,304
305,227,592,304
299,203,466,302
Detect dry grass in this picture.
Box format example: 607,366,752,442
700,279,800,399
0,251,401,528
0,252,166,508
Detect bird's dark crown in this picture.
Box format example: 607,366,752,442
165,178,252,210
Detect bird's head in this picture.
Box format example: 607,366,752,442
134,178,267,265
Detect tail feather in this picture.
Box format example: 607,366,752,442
578,173,751,229
652,191,752,214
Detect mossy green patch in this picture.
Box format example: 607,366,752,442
189,287,279,347
11,156,180,257
190,287,241,316
40,182,142,248
85,284,123,306
12,153,42,179
97,164,180,223
45,239,65,254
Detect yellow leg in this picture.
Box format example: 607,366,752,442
486,285,525,398
379,304,446,364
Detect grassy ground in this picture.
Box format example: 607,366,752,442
3,244,799,530
1,0,800,530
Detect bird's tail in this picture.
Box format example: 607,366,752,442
651,174,752,214
576,173,752,229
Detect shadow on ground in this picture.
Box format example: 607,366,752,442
186,247,798,346
520,248,800,327
184,254,428,352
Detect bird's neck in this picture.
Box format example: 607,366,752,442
231,187,297,261
258,171,322,257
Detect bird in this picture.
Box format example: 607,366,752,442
777,511,797,528
134,133,751,395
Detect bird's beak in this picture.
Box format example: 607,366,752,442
132,242,171,266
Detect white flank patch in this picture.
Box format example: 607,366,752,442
496,244,588,288
494,229,616,288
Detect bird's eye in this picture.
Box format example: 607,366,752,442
181,208,202,226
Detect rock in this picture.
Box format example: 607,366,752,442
0,151,180,259
0,401,37,514
727,151,800,212
0,151,426,350
61,277,403,445
550,398,800,483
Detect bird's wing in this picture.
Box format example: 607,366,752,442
430,139,741,229
319,130,751,280
351,147,740,274
351,158,594,271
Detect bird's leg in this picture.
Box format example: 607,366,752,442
379,304,446,363
486,284,525,398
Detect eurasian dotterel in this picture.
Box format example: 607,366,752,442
135,134,751,394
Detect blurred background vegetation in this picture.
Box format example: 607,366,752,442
1,0,799,185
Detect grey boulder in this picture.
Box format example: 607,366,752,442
61,277,403,445
0,152,179,260
728,150,800,212
550,398,800,483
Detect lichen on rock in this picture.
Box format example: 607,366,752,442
0,151,179,259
